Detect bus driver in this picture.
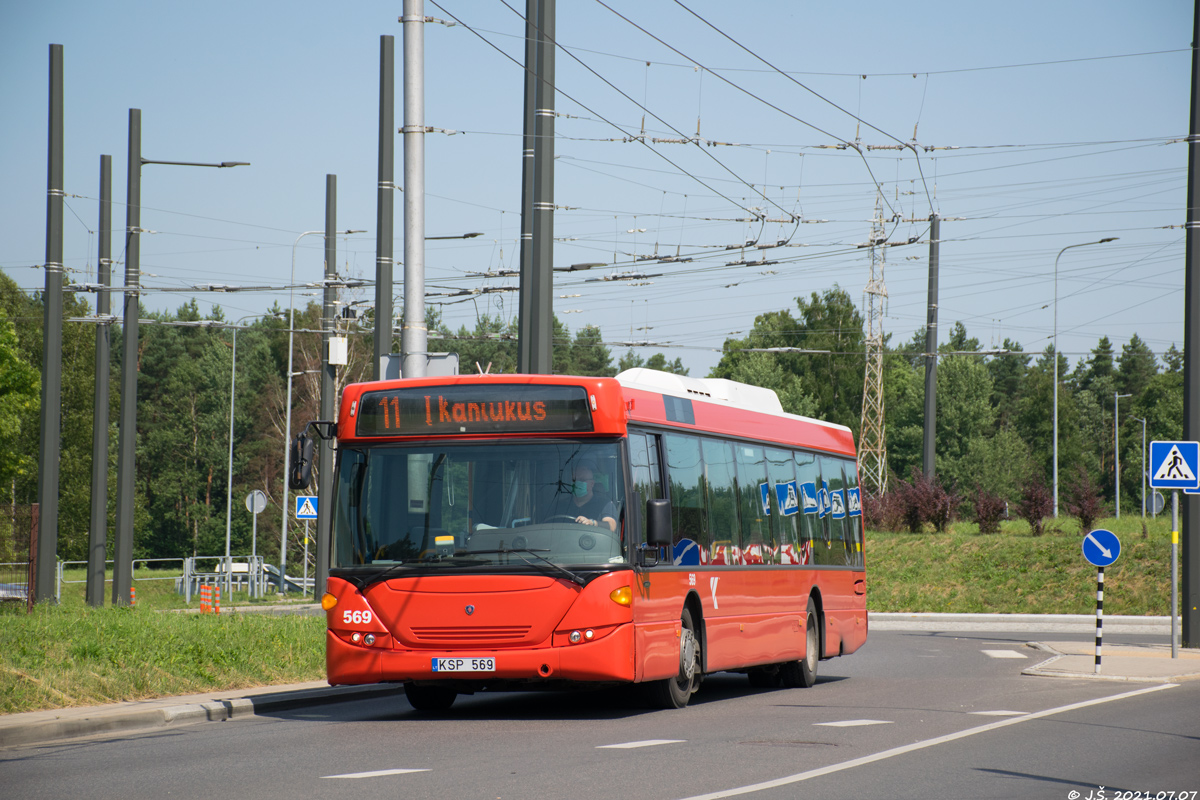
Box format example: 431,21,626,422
557,464,618,533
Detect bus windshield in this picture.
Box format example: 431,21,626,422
331,440,628,578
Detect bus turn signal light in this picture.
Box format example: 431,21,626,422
321,592,338,611
609,586,632,606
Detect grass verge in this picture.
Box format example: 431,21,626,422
1,514,1178,715
0,604,325,715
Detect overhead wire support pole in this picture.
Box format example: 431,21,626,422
517,0,538,373
375,35,395,380
317,174,337,598
1182,0,1200,649
401,1,427,379
518,0,555,374
922,213,940,481
87,154,112,608
36,43,64,605
114,108,141,607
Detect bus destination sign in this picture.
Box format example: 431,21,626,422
356,384,594,437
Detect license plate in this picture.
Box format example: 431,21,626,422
431,657,495,672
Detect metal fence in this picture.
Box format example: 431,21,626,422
0,504,34,611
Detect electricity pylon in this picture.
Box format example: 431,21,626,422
859,195,888,497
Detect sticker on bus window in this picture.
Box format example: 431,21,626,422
779,543,800,564
830,490,846,519
759,483,771,515
776,481,800,516
846,487,862,517
816,482,829,519
799,482,819,514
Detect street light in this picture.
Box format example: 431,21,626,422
279,228,365,594
1131,416,1147,518
1052,237,1117,518
222,314,270,599
1115,392,1132,518
113,107,247,606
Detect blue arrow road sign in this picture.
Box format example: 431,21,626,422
1149,441,1200,490
295,495,318,519
1082,528,1121,568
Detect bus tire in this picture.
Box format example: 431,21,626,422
781,598,819,689
405,683,457,711
649,606,702,709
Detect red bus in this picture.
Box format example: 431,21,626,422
291,368,866,710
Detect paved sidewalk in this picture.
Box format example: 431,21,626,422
1024,641,1200,682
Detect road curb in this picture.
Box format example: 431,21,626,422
0,684,405,749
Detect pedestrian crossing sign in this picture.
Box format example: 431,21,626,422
295,495,318,519
1149,441,1200,491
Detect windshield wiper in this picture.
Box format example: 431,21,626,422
461,548,587,586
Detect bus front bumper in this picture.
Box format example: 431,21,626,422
327,623,635,686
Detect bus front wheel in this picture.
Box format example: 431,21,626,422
649,606,702,709
405,683,457,711
780,598,819,689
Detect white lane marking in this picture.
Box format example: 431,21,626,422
982,649,1028,659
970,710,1026,716
321,768,430,779
674,683,1176,800
598,739,686,749
814,719,892,728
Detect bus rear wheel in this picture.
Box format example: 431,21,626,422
780,598,819,689
649,606,702,709
405,683,457,711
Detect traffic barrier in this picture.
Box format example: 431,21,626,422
199,585,221,614
130,587,137,606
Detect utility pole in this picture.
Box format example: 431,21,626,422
113,108,141,607
374,35,395,380
401,1,427,379
36,43,64,604
518,0,555,374
316,175,336,598
922,213,940,480
859,195,888,496
1184,0,1200,648
86,154,112,608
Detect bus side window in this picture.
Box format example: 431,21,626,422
701,438,740,565
821,455,848,559
842,456,864,567
794,451,821,564
664,433,706,563
629,430,663,545
734,444,770,565
766,447,797,564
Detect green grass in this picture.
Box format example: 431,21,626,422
867,515,1178,616
0,514,1179,716
0,603,326,715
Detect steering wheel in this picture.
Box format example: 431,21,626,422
544,514,585,523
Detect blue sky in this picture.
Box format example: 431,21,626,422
1,0,1191,376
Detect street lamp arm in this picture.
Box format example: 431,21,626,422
1052,235,1119,519
140,159,250,168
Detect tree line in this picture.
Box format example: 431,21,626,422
1,273,1178,566
0,272,684,568
712,285,1182,529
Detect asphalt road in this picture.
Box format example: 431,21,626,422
4,628,1197,800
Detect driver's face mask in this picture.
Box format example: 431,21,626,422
572,480,589,497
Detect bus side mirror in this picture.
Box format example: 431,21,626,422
288,434,315,491
646,498,672,547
